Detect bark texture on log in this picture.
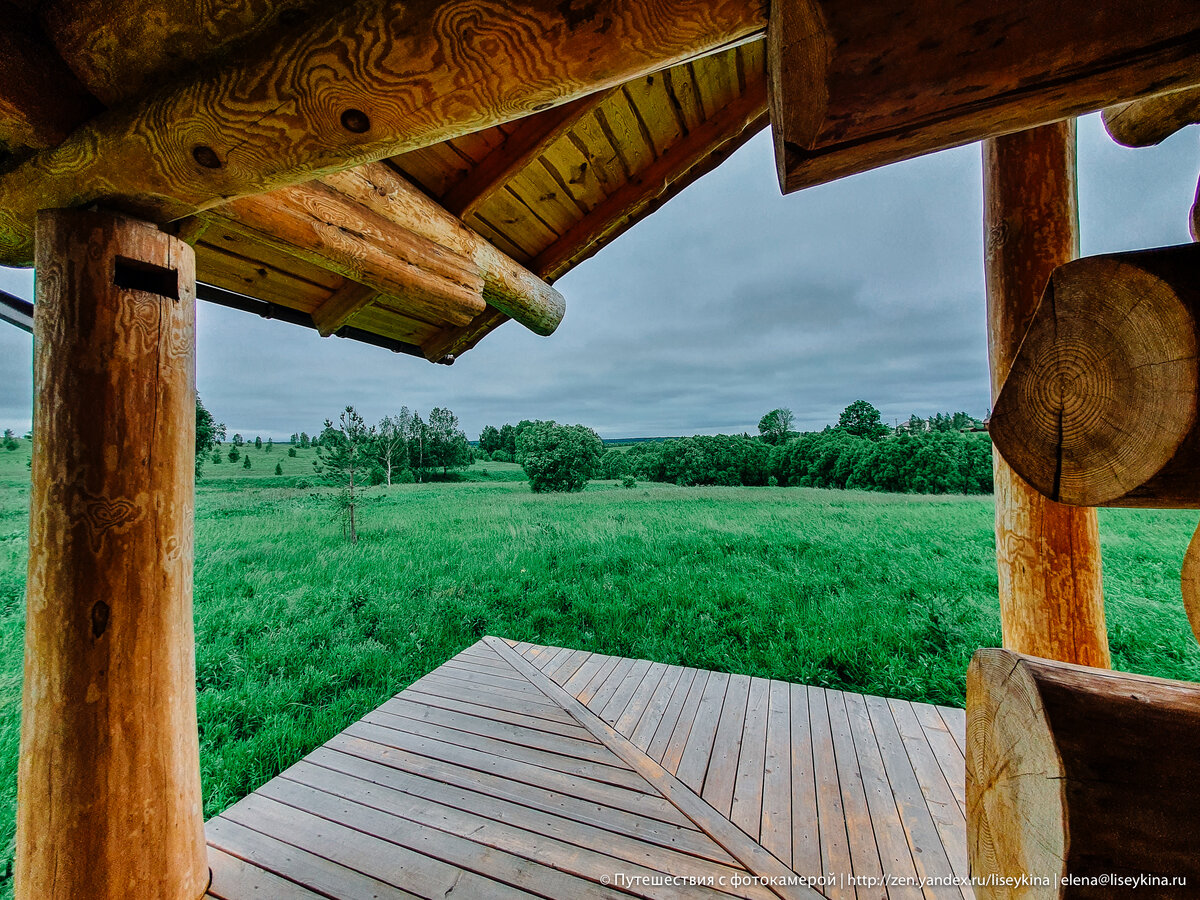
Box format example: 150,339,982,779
16,209,208,899
1103,85,1200,147
984,122,1109,668
990,244,1200,508
967,648,1200,898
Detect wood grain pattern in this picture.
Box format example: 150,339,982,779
0,0,769,265
0,19,99,151
990,244,1200,508
1103,84,1200,147
983,122,1110,668
967,649,1200,898
206,183,486,326
769,0,1200,193
18,209,207,899
321,163,564,334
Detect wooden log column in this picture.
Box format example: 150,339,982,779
983,121,1110,668
16,209,208,899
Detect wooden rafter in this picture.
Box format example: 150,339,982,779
439,90,615,220
310,280,378,337
0,0,768,265
532,80,768,281
768,0,1200,193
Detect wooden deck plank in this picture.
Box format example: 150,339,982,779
760,679,792,865
206,817,421,900
330,732,694,828
675,671,730,791
288,758,756,892
630,664,685,752
205,842,340,900
936,706,967,759
659,669,710,772
208,638,973,900
828,691,885,898
731,677,770,840
843,693,920,899
883,700,974,897
809,686,856,900
703,673,752,817
912,703,967,818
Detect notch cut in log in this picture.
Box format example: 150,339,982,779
17,209,207,899
1103,85,1200,147
767,0,1200,193
967,648,1200,896
989,242,1200,508
0,0,767,265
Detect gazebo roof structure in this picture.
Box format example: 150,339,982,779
8,2,1200,898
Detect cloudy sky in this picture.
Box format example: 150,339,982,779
0,114,1195,440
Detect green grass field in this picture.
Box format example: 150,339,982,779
2,437,1199,891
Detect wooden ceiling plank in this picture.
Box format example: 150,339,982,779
464,213,534,267
622,73,686,158
321,163,564,335
769,0,1200,193
194,242,335,312
532,83,768,280
569,112,628,191
503,168,581,238
195,223,345,290
596,90,657,177
538,137,608,215
0,0,767,265
310,279,378,336
345,305,441,346
441,91,613,220
691,50,739,121
470,184,561,255
663,66,705,135
1103,85,1200,147
387,147,467,200
446,124,512,166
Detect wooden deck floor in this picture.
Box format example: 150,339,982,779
205,638,971,900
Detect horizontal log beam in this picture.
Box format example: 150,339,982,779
0,0,767,265
321,163,564,335
768,0,1200,193
989,243,1200,507
967,648,1200,894
532,80,768,281
1103,85,1200,147
203,184,486,327
440,90,614,221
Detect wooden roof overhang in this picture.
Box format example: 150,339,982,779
0,0,1196,363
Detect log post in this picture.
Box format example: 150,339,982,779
966,648,1200,895
16,209,208,898
983,121,1110,668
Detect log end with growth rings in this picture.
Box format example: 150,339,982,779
989,253,1198,507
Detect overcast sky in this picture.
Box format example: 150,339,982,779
0,114,1195,440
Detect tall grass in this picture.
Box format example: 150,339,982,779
1,440,1198,893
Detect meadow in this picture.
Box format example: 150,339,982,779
2,437,1199,891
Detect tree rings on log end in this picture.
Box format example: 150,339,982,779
966,649,1067,895
990,254,1198,507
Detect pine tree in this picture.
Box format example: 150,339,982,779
242,456,251,469
275,461,283,475
254,435,262,449
313,406,375,543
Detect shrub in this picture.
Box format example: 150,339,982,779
274,462,283,475
227,446,239,462
621,475,636,489
242,456,251,469
517,422,604,493
768,475,779,487
491,449,513,463
288,447,297,457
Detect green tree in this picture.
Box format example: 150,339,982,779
290,433,299,445
299,431,310,449
195,395,226,478
425,407,471,476
498,423,517,457
757,408,795,445
265,438,273,452
232,433,244,447
288,446,297,457
227,445,240,463
479,425,501,456
517,422,604,493
376,410,411,486
254,435,262,449
313,406,375,543
242,455,251,469
3,427,19,451
275,461,283,475
837,400,888,440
